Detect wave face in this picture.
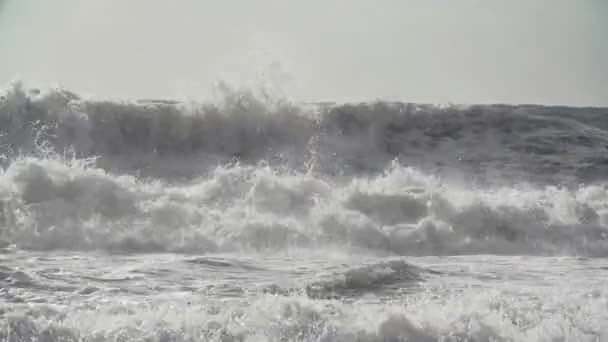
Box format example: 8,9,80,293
1,82,608,256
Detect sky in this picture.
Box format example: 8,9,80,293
0,0,606,106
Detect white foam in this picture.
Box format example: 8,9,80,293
0,153,607,256
1,286,605,341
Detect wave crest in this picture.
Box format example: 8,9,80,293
2,82,608,183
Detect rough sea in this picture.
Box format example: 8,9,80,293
1,83,607,341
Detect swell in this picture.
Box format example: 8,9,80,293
2,83,608,184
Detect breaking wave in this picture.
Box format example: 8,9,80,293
1,82,608,256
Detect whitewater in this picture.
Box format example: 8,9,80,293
1,82,607,341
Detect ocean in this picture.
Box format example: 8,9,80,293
1,82,607,341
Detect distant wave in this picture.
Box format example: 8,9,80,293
1,83,608,256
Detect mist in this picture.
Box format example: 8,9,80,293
0,0,606,106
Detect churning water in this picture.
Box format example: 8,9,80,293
1,83,607,341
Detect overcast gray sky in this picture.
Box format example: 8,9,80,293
0,0,606,105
